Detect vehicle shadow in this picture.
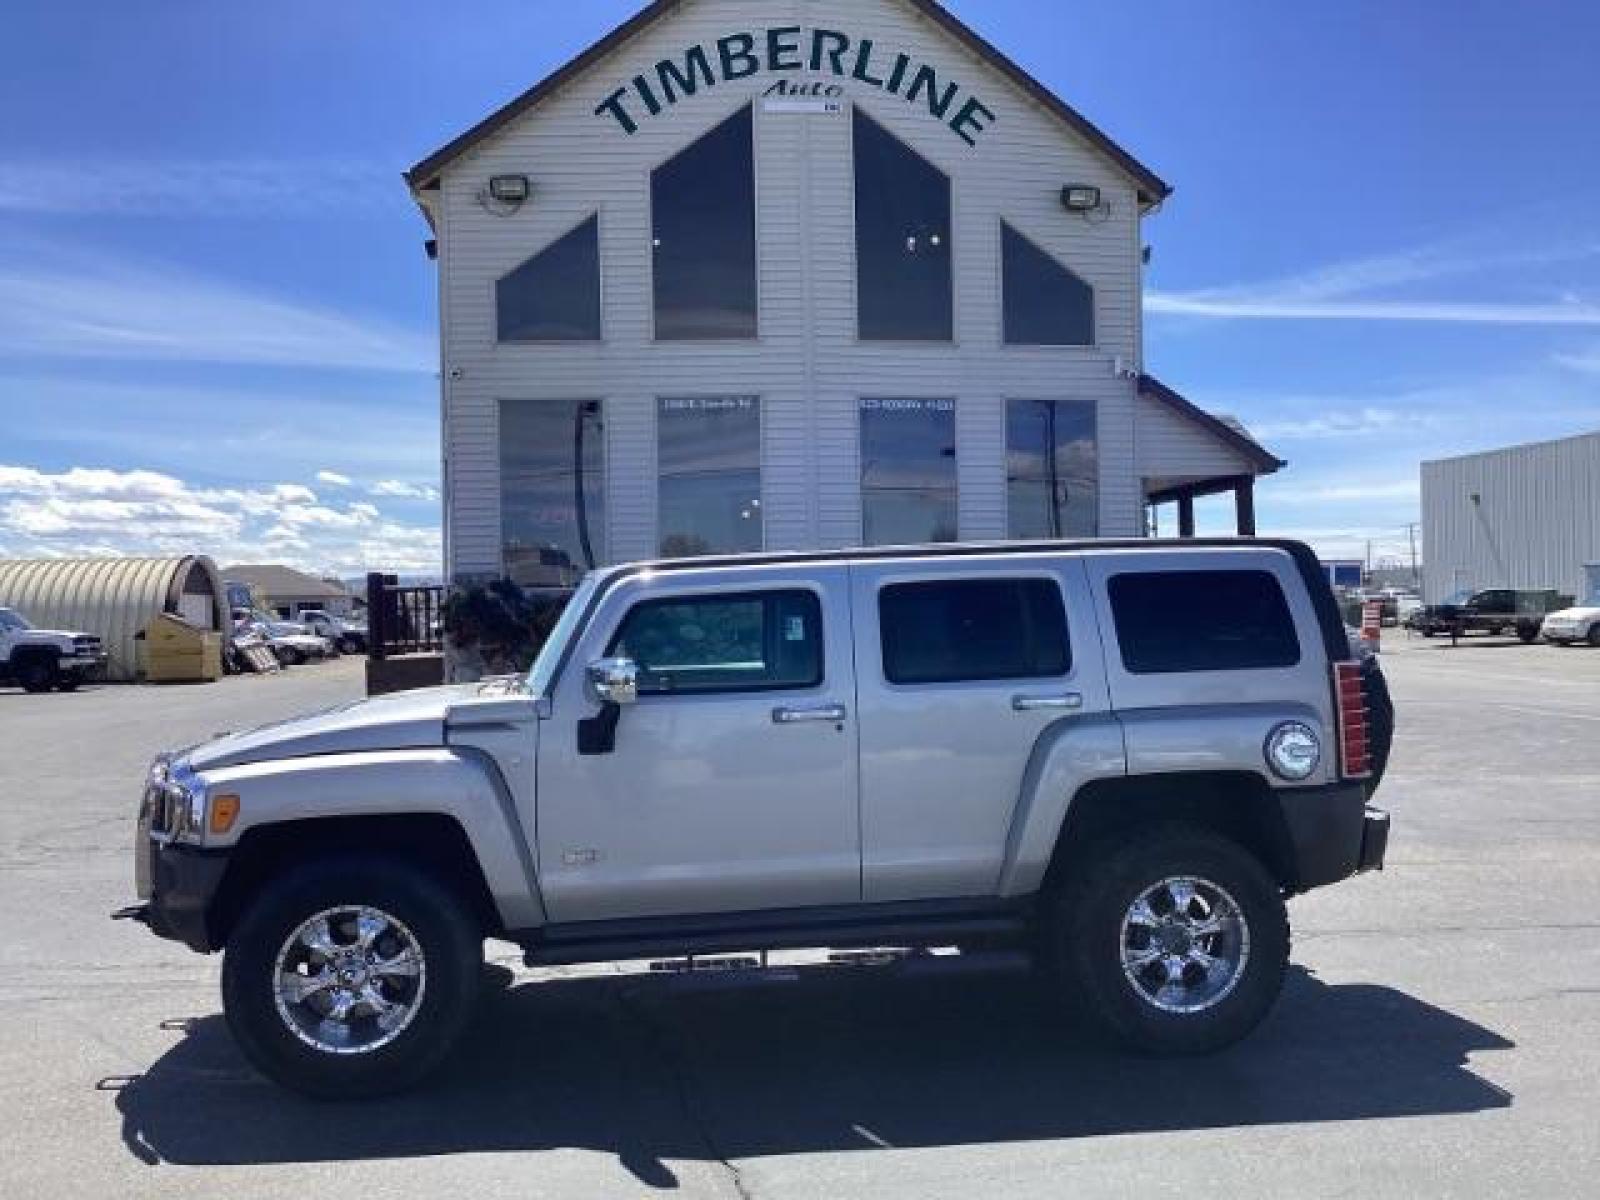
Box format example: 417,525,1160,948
112,963,1512,1185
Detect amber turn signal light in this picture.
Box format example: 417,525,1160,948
209,794,241,835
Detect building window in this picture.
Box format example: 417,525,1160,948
496,215,602,342
609,590,823,696
879,579,1070,685
1007,399,1099,539
854,110,953,341
1108,570,1302,674
500,400,604,586
1002,222,1094,346
652,106,758,340
861,398,957,546
658,396,763,558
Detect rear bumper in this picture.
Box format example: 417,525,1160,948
1280,783,1390,892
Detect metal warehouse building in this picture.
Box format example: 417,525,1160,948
1422,431,1600,604
406,0,1284,586
0,556,230,682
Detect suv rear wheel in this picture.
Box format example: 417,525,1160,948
1043,826,1288,1055
221,853,483,1099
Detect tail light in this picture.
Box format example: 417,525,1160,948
1333,661,1372,780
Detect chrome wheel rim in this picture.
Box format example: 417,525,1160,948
1119,876,1250,1015
272,905,427,1055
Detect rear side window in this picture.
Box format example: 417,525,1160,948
880,578,1069,685
1108,570,1300,674
609,590,822,696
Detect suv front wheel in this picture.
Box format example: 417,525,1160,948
1043,826,1289,1055
221,853,483,1099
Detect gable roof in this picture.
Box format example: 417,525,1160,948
222,564,350,601
404,0,1172,205
1138,375,1286,476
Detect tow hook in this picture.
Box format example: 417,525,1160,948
111,904,151,925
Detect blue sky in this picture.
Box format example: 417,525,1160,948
3,0,1597,574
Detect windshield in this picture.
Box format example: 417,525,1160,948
0,608,28,632
529,575,600,696
1441,589,1474,606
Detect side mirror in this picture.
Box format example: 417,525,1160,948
586,657,640,707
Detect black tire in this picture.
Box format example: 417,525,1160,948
1516,623,1540,644
16,655,58,694
337,635,362,655
221,854,483,1100
55,675,81,693
1588,625,1600,648
1041,825,1289,1055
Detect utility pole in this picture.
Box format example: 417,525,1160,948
1404,523,1420,588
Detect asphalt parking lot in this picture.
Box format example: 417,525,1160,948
2,638,1597,1198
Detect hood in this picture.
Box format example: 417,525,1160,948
184,682,526,771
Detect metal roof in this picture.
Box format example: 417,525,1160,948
0,556,227,682
222,565,351,601
403,0,1172,206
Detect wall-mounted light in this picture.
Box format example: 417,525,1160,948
1061,184,1103,213
487,174,532,206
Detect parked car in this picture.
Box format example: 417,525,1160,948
0,605,107,692
1542,604,1600,647
239,620,331,666
299,609,368,654
120,538,1392,1099
1409,588,1570,642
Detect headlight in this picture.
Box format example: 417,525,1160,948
1265,721,1322,782
166,778,207,842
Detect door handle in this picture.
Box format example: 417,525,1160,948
1011,693,1084,713
772,704,848,725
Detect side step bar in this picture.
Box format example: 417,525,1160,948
522,902,1030,968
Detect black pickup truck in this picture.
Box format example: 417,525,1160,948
1408,588,1570,643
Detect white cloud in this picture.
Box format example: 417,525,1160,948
1150,238,1600,326
1267,479,1421,506
0,243,434,372
0,160,402,218
370,480,440,501
1554,348,1600,375
0,464,440,576
316,470,353,488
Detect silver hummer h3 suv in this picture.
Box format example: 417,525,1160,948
120,539,1392,1098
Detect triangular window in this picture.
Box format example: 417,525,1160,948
1002,222,1094,346
497,215,602,342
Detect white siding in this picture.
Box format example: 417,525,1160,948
1133,392,1257,480
432,0,1183,578
1422,431,1600,603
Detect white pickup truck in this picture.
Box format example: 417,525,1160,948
0,605,108,692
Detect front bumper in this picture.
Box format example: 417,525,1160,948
1281,782,1390,892
128,835,229,952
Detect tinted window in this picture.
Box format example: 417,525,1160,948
861,398,957,545
497,216,602,342
854,110,952,341
1002,222,1094,346
880,579,1069,685
652,106,758,340
1007,399,1099,539
609,591,822,696
1109,570,1301,674
500,400,603,585
659,397,762,558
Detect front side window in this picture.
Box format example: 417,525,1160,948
1109,570,1301,674
497,215,602,342
609,590,823,696
658,397,763,558
1007,399,1099,539
854,109,952,341
860,398,957,546
880,579,1070,685
652,106,758,340
1002,222,1094,346
500,400,604,585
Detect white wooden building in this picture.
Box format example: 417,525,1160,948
406,0,1283,587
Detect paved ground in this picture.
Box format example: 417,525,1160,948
2,638,1597,1198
